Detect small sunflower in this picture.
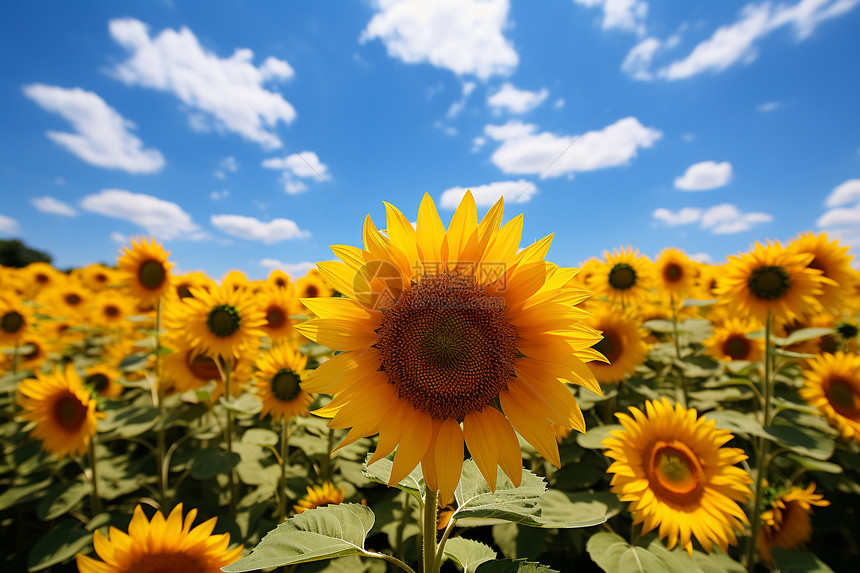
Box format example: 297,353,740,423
117,238,173,304
40,279,89,320
266,269,293,291
22,262,63,297
800,352,860,442
655,248,699,299
0,295,33,346
171,271,214,300
587,306,648,383
162,335,251,400
222,270,250,293
591,246,654,308
83,365,124,398
89,290,135,330
717,241,823,325
257,287,297,341
3,331,50,373
293,482,346,514
296,270,332,308
603,398,753,555
757,483,829,564
705,318,765,363
17,366,100,458
76,503,242,573
787,232,855,312
75,263,118,292
694,263,723,300
255,344,311,421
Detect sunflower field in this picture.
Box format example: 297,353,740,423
1,192,859,573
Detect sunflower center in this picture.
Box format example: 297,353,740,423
206,305,241,337
1,311,24,334
275,277,287,288
305,285,320,298
53,393,87,432
663,263,683,283
827,378,860,419
818,335,839,354
265,305,287,328
176,284,194,299
271,369,301,401
95,272,109,284
35,272,50,284
138,260,167,290
747,266,791,300
125,552,207,573
187,352,222,381
608,263,637,290
22,341,41,360
104,304,121,318
85,373,110,394
836,323,859,340
648,441,704,504
807,257,825,272
722,334,751,360
65,293,82,306
376,273,518,421
592,330,622,363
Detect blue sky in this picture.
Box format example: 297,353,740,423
2,0,859,279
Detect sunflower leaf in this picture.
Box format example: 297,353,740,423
771,548,835,572
222,503,377,572
763,424,835,461
36,479,88,521
361,453,425,498
474,558,559,572
576,424,623,450
586,532,686,573
189,446,241,479
27,519,92,572
443,538,497,573
773,327,834,347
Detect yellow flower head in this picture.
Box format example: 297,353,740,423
256,286,297,341
786,232,855,312
655,248,699,299
587,305,649,383
266,269,293,291
800,351,860,443
603,398,753,555
757,483,829,564
705,317,765,363
293,482,346,514
255,344,312,421
117,238,174,303
0,295,33,346
591,246,654,308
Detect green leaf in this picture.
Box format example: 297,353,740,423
764,424,835,461
642,319,675,333
786,454,843,474
0,473,52,510
242,427,280,447
220,393,263,415
98,405,160,438
190,447,241,479
36,480,88,521
691,549,746,573
222,503,376,572
27,519,92,572
361,453,424,498
475,559,559,572
576,424,622,450
706,410,766,438
118,352,149,370
771,548,835,572
444,538,497,573
774,327,834,347
534,490,612,525
587,532,671,573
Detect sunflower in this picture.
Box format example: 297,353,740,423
3,331,50,373
17,366,100,458
603,398,753,555
117,238,173,304
296,192,602,504
74,263,118,292
266,269,293,291
587,306,648,383
257,287,297,341
171,271,214,300
88,290,135,330
591,246,654,308
255,344,312,421
694,263,723,300
221,270,250,294
293,482,346,514
83,365,124,398
76,503,242,573
787,232,855,312
705,318,765,363
800,352,860,443
162,334,251,400
169,283,266,360
39,278,89,320
717,241,824,325
0,295,33,346
655,248,699,299
295,269,332,308
22,262,63,297
756,483,829,564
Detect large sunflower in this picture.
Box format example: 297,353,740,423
587,305,648,383
756,483,829,564
705,317,765,363
591,246,654,308
296,192,602,503
293,482,346,514
654,248,699,299
76,503,242,573
799,352,860,443
255,344,312,421
117,238,174,304
786,232,854,312
603,398,753,555
717,241,823,325
17,366,99,458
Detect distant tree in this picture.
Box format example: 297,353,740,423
0,239,52,268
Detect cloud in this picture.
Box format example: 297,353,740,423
653,203,772,233
818,180,860,260
259,259,317,278
622,37,661,81
210,214,310,243
0,215,20,235
756,101,781,112
210,190,230,201
487,83,549,114
23,84,165,173
689,252,714,263
80,189,201,240
439,180,537,209
447,81,477,118
674,161,733,191
573,0,649,35
109,232,127,243
214,155,239,179
360,0,518,80
485,117,662,178
108,18,296,150
262,151,331,181
32,196,77,216
824,178,860,207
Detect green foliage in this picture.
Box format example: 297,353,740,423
0,239,52,267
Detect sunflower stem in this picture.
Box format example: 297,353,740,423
153,298,168,508
422,489,439,573
670,293,688,408
276,417,291,522
223,359,237,515
88,438,102,516
322,427,334,481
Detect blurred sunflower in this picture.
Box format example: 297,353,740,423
787,232,854,312
757,483,829,564
118,238,173,304
586,306,648,383
297,192,602,503
162,335,251,399
591,246,654,308
171,271,214,300
295,269,332,308
89,290,135,330
800,352,860,443
655,248,698,299
0,295,33,346
21,262,63,297
705,318,765,363
17,366,100,458
75,263,117,292
222,270,250,293
694,263,723,300
717,241,823,325
266,269,293,291
3,331,50,373
83,365,123,398
603,398,753,555
40,279,89,320
76,503,242,573
255,344,311,421
293,482,346,514
257,287,297,341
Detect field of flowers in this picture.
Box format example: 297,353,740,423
1,192,859,573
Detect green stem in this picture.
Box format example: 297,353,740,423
154,298,167,508
322,427,335,481
366,552,417,573
670,294,688,407
395,491,410,559
434,511,458,572
224,359,236,515
88,438,102,516
422,489,439,573
277,418,291,522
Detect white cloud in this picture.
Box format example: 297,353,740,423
486,83,550,115
23,84,165,173
360,0,518,80
652,207,702,226
674,161,734,191
485,117,662,178
282,177,309,195
213,156,238,180
689,252,714,263
210,189,230,201
653,203,772,234
32,196,77,217
622,37,661,81
109,18,296,150
447,81,477,118
817,202,860,228
824,178,860,207
681,133,696,142
574,0,649,35
554,98,566,109
756,101,781,112
80,189,201,240
262,151,331,181
109,232,127,244
471,135,487,152
260,259,316,278
211,214,310,243
0,215,20,235
439,180,537,209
